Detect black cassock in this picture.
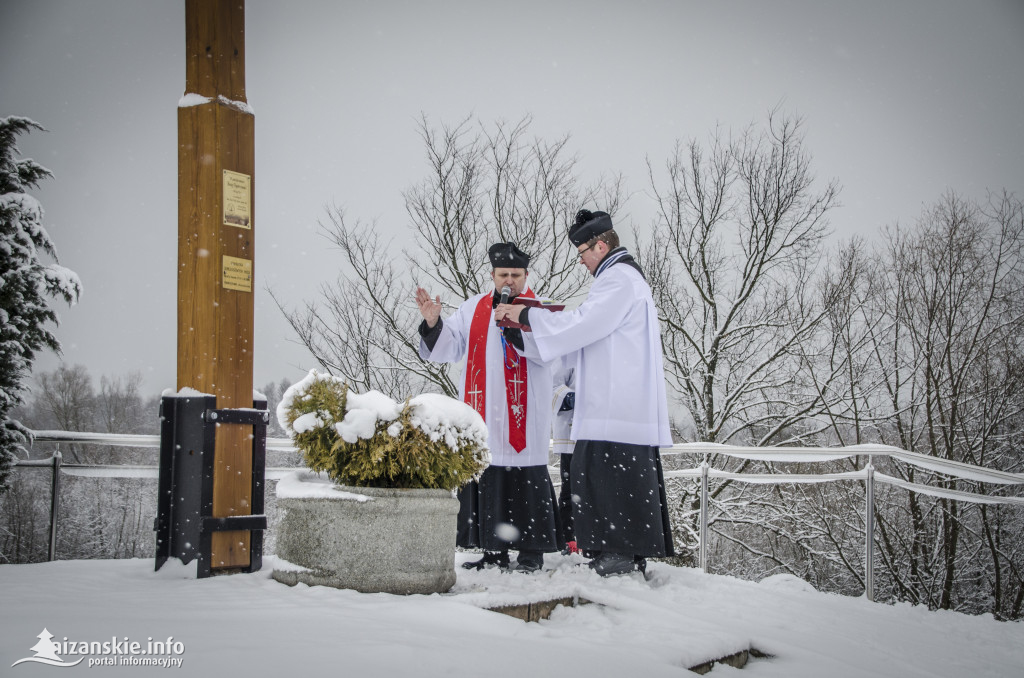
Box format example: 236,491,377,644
571,440,675,558
457,465,560,553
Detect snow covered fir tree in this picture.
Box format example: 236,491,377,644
0,116,81,494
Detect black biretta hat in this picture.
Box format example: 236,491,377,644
568,209,613,247
488,242,530,269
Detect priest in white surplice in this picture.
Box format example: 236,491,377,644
416,242,560,573
495,210,675,577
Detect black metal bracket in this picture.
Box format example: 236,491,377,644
204,408,271,426
202,515,268,533
155,394,269,578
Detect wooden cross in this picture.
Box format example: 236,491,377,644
178,0,254,572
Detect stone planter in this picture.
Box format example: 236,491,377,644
272,472,459,594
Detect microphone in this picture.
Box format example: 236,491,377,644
496,286,512,327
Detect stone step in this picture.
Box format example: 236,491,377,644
485,595,592,622
687,648,773,674
484,596,771,672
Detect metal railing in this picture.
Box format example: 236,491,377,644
13,432,1024,601
661,442,1024,601
13,452,64,562
12,431,300,562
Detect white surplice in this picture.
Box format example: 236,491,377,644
524,263,672,447
419,291,555,467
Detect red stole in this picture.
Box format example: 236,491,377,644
464,289,534,451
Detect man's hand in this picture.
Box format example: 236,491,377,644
494,303,525,324
416,287,442,327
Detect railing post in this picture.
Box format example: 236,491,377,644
48,449,62,562
699,459,709,573
865,456,875,602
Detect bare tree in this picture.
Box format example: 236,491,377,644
258,377,293,438
695,191,1024,619
641,111,852,570
35,364,92,429
856,190,1024,616
276,115,623,399
24,366,155,462
642,111,842,447
34,364,93,462
95,371,145,434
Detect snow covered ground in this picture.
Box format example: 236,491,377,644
2,553,1021,677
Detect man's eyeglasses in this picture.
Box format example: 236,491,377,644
577,244,596,260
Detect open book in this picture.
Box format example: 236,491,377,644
496,297,565,331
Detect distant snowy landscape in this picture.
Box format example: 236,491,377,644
4,4,1024,676
3,553,1022,677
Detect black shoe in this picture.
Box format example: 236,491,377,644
589,552,637,577
509,550,543,573
462,551,510,570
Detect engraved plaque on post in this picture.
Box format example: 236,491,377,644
222,255,252,292
223,169,251,229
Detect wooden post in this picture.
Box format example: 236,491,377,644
177,0,254,571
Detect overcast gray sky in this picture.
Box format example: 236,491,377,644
2,0,1023,396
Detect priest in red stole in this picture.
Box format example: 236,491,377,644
416,242,560,572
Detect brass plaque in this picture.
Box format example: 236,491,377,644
222,255,252,292
223,169,251,229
